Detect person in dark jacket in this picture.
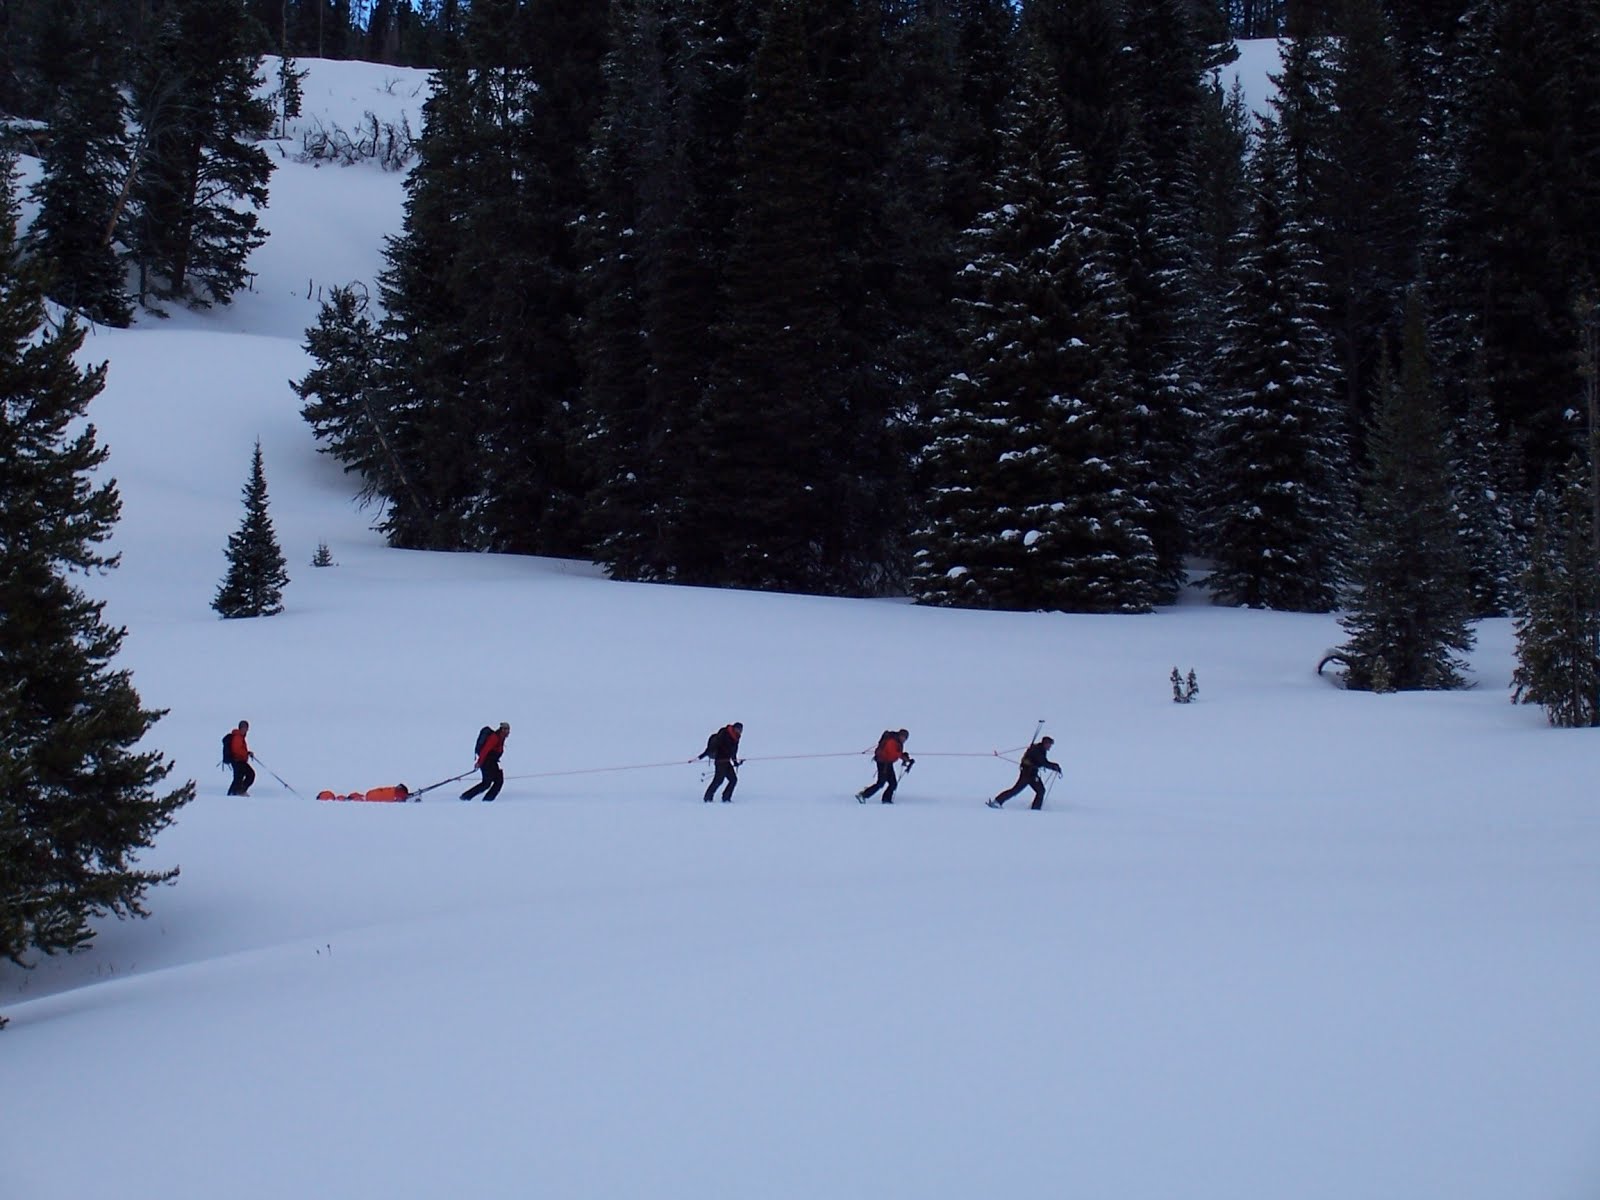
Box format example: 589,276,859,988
461,722,510,801
987,736,1061,809
856,729,914,804
223,720,255,796
700,722,743,802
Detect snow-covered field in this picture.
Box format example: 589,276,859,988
4,53,1598,1200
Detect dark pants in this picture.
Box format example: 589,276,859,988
993,769,1046,809
462,761,504,802
858,760,898,803
228,760,255,796
704,759,737,802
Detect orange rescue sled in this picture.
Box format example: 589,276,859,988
317,784,411,803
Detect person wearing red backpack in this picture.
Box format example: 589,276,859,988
856,729,914,804
461,722,510,802
222,720,255,796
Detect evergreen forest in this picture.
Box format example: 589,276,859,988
8,0,1600,647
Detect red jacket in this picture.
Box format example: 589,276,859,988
475,730,507,768
226,728,249,763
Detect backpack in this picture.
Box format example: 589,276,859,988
704,731,721,758
475,725,493,756
222,732,237,764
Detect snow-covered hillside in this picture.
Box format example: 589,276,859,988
3,54,1597,1200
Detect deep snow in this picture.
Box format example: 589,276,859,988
3,50,1598,1200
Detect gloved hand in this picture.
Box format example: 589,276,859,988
902,757,915,770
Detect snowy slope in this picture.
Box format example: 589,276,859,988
3,53,1598,1200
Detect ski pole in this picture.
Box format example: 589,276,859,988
251,755,305,801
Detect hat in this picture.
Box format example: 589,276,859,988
732,722,744,730
1040,735,1054,745
499,722,511,732
897,729,909,739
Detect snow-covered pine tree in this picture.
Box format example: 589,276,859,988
910,50,1156,613
1337,290,1475,690
1102,124,1197,604
1196,116,1350,612
0,161,192,996
213,439,290,618
1512,460,1600,727
22,0,133,327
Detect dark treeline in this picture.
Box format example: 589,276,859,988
8,0,1600,701
293,0,1599,629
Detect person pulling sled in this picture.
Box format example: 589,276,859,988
462,722,510,802
987,736,1061,810
700,722,743,802
222,719,256,796
856,729,913,804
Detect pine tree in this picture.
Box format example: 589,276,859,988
1337,291,1476,690
673,0,849,592
470,0,611,559
1190,72,1251,372
0,161,192,998
294,283,425,519
578,0,750,581
274,51,308,139
367,52,497,551
671,0,908,595
22,0,133,327
1318,0,1423,437
1512,460,1600,726
1453,354,1522,617
1432,0,1600,487
213,439,290,618
126,0,274,308
1196,118,1351,611
1020,0,1125,191
910,54,1156,613
1102,125,1197,603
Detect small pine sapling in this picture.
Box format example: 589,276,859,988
1171,667,1199,703
213,439,289,617
311,541,335,567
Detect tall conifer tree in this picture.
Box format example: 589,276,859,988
126,0,274,308
911,54,1156,613
1337,291,1475,690
23,0,132,326
0,163,192,991
1512,461,1600,726
1197,119,1350,611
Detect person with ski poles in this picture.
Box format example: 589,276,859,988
223,719,256,796
461,722,510,802
700,722,743,802
856,728,914,804
987,736,1061,809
